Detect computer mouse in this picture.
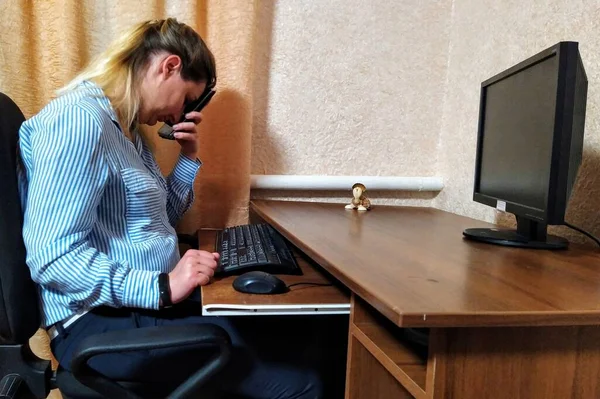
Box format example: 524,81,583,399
232,271,289,295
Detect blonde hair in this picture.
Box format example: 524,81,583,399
58,18,216,129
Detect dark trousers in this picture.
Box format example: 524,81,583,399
50,300,323,398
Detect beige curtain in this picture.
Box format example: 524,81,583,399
1,1,256,397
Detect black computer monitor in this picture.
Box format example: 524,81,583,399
463,42,588,249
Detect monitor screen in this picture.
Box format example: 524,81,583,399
478,54,559,211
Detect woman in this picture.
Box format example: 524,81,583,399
18,18,321,398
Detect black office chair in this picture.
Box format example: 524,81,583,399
0,92,232,399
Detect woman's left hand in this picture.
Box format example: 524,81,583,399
172,111,202,160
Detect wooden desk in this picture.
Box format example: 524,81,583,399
249,200,600,399
199,230,350,316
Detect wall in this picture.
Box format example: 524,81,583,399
435,0,600,243
254,0,600,244
251,0,452,206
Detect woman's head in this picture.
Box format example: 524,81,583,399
59,18,216,128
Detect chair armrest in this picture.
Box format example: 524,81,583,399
71,324,231,399
177,233,199,250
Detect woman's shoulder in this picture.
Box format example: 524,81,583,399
22,84,114,140
36,86,107,122
20,93,117,158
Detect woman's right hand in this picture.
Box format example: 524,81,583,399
168,249,219,303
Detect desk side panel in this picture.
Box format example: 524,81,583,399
429,326,600,399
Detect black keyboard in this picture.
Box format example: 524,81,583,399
215,223,302,276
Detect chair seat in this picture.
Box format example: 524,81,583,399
56,367,175,399
55,367,225,399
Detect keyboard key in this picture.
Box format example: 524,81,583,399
243,225,253,245
230,227,237,247
236,226,245,247
247,245,257,262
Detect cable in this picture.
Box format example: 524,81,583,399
287,282,333,289
564,221,600,247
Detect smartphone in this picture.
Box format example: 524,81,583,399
157,89,216,140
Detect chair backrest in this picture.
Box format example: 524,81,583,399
0,93,40,344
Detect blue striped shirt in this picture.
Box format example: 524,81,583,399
17,81,201,328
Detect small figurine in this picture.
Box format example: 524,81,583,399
345,183,371,211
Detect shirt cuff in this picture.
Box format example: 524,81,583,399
172,154,202,185
121,270,161,309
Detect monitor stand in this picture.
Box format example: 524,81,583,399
463,216,568,250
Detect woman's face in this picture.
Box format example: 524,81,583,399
138,53,207,126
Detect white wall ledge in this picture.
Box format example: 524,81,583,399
250,175,444,191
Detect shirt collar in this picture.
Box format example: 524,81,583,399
79,80,145,151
